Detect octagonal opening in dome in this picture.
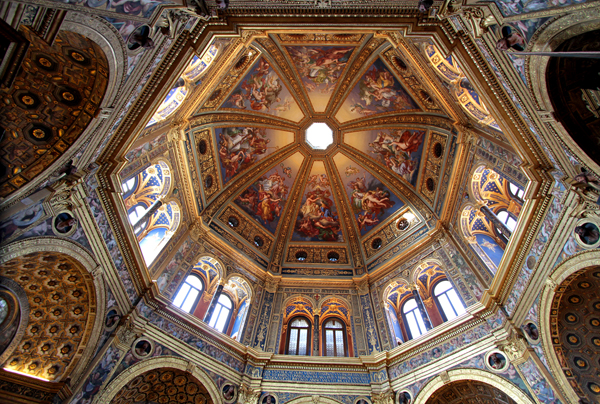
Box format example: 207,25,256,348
305,122,333,150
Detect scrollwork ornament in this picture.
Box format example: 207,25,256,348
264,276,280,293
500,334,528,364
371,390,394,404
115,318,138,349
237,385,261,404
189,219,207,241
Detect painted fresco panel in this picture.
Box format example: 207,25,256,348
333,152,404,237
494,0,586,16
285,45,354,112
223,58,303,122
344,129,426,186
336,58,419,123
292,161,344,242
475,233,503,268
235,152,304,234
216,127,294,185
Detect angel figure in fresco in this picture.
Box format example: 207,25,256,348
287,46,353,93
481,239,498,253
295,176,341,241
218,127,271,179
348,176,395,231
357,212,379,231
360,68,398,107
369,129,425,182
227,58,288,114
345,166,359,177
255,171,289,225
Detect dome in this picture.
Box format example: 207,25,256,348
7,4,596,403
125,32,506,280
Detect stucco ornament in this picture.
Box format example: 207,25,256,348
371,390,394,404
500,334,529,364
237,385,261,404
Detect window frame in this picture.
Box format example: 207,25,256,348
285,315,312,356
209,292,234,334
322,317,348,357
432,279,466,322
172,274,204,314
496,209,518,232
401,298,427,340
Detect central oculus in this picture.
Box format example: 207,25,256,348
305,122,333,150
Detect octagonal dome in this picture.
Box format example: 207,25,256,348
123,29,505,279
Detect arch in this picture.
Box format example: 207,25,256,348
0,238,105,385
319,296,353,357
138,200,181,266
412,261,464,326
319,295,352,323
280,296,315,355
223,276,252,339
460,204,504,273
123,160,173,218
383,278,414,344
0,277,30,368
192,255,225,295
413,368,535,404
0,28,109,200
61,13,125,111
0,12,124,205
94,356,222,404
539,249,600,403
284,396,344,404
528,10,600,173
423,43,500,131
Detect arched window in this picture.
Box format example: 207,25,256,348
122,177,136,193
433,280,466,321
509,183,524,201
173,275,203,313
209,293,233,333
496,210,517,232
402,298,427,339
323,318,347,357
286,316,311,355
128,205,146,224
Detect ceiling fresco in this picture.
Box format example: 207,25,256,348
292,161,344,242
285,45,355,112
216,126,294,185
332,152,405,237
344,128,427,187
120,30,503,277
221,57,304,122
336,58,420,123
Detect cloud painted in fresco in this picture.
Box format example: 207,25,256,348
333,152,404,236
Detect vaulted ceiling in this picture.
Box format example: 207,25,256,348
128,28,506,278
